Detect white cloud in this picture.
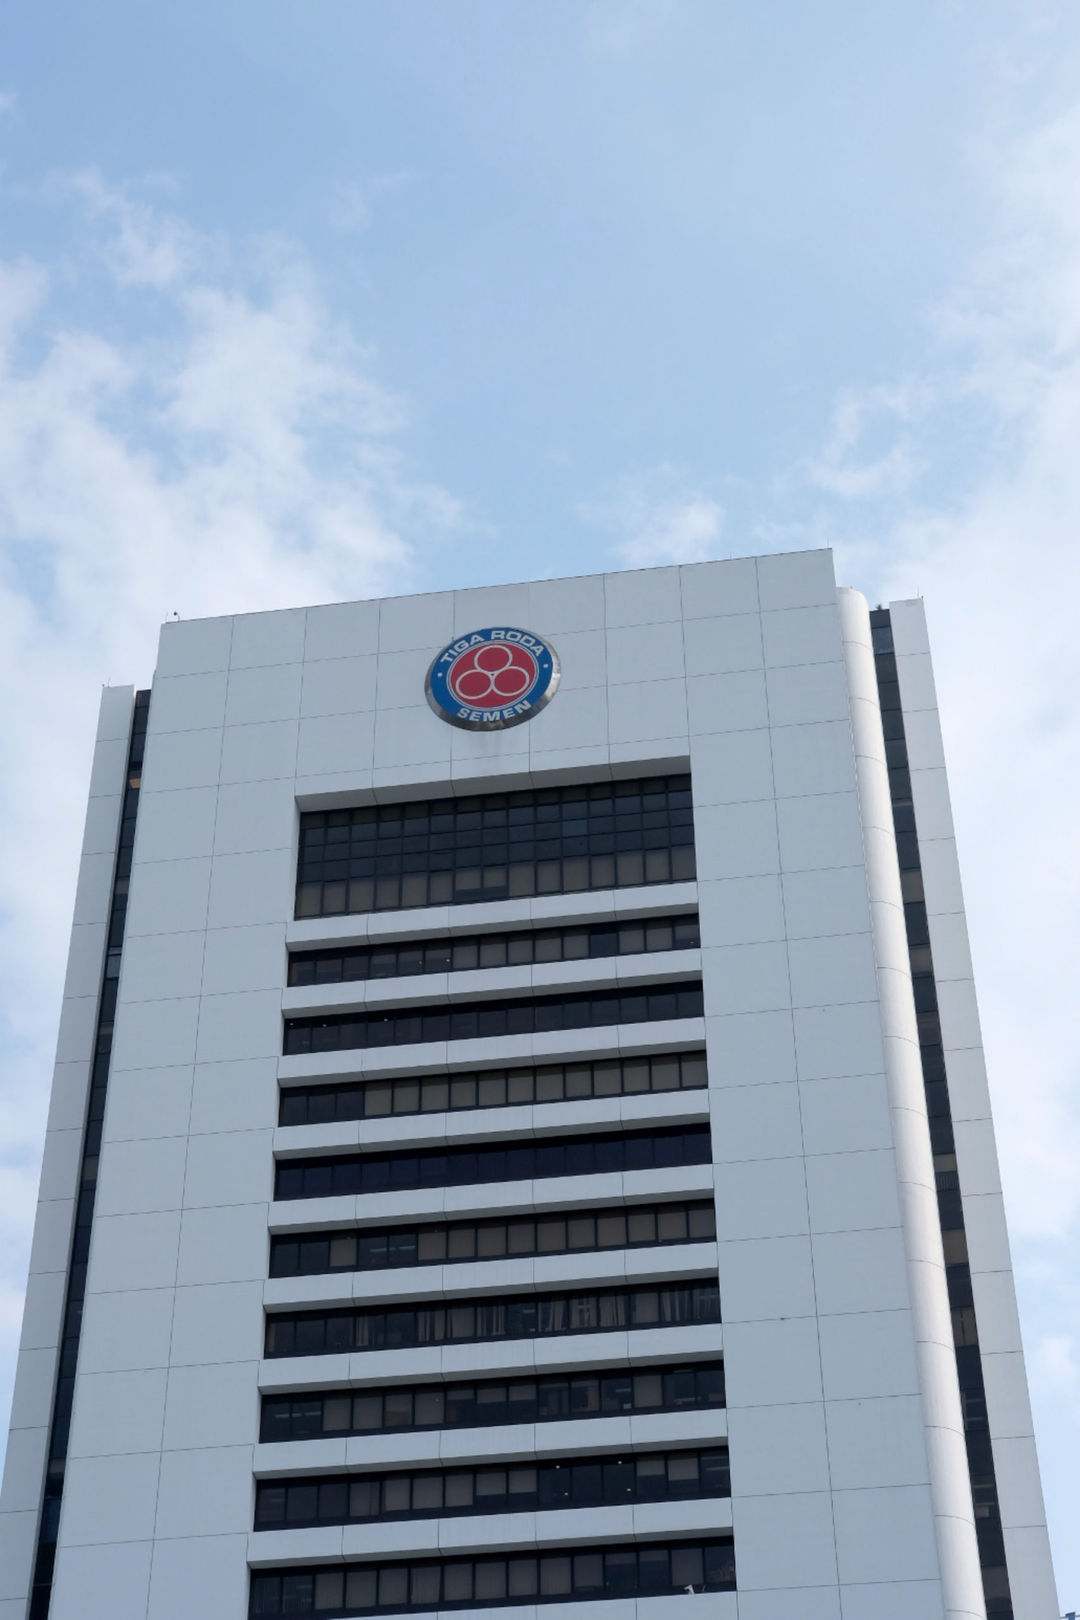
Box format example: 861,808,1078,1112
0,175,466,1453
582,467,725,566
802,381,930,499
63,167,205,287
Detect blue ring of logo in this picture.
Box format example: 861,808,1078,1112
425,627,561,731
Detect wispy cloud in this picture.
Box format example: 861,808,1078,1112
330,170,420,235
582,0,677,58
802,381,931,499
581,466,724,566
0,173,465,1440
62,167,206,287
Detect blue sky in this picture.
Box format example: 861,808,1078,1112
1,1,1079,1604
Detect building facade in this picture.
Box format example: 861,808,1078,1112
0,549,1059,1620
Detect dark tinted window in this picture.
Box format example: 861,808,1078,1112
269,1199,716,1277
260,1361,726,1443
265,1280,721,1358
250,1539,736,1615
279,1050,707,1126
255,1446,730,1529
274,1125,711,1202
295,774,695,918
283,981,704,1055
288,914,700,985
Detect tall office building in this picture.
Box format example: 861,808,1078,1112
0,549,1059,1620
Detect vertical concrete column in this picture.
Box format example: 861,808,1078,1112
838,588,986,1620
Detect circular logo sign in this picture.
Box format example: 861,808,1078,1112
426,627,560,730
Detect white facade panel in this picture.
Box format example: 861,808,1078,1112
1,554,1057,1620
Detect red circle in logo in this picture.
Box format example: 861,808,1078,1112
447,641,538,706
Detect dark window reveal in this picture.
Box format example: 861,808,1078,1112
288,914,700,987
870,606,1012,1620
255,1446,730,1530
260,1360,727,1443
283,981,704,1055
265,1280,721,1358
29,690,150,1620
270,1199,717,1278
279,1050,707,1127
295,774,695,918
250,1539,736,1615
274,1125,711,1202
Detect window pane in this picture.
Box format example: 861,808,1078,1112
352,1395,383,1430
592,1060,621,1096
474,1562,507,1601
638,1546,670,1592
329,1235,357,1269
383,1392,412,1428
668,1453,700,1484
444,1473,474,1507
507,1222,534,1255
598,1374,632,1413
704,1543,736,1587
507,1068,534,1103
508,1559,538,1597
364,1084,392,1116
286,1485,317,1523
621,1059,650,1093
537,1380,569,1418
569,1376,600,1414
256,1487,286,1525
411,1474,443,1511
563,1064,592,1099
633,1372,663,1408
671,1547,704,1589
696,1367,726,1405
413,1389,443,1427
281,1574,314,1614
540,1556,572,1596
477,1073,506,1107
349,1479,379,1517
602,1460,635,1498
534,1066,564,1101
651,1056,680,1090
377,1567,408,1607
628,1209,657,1243
382,1476,410,1513
605,1550,637,1595
344,1570,377,1609
314,1571,344,1609
474,1469,506,1501
449,1076,477,1108
409,1567,441,1606
573,1553,604,1593
417,1228,447,1262
442,1564,473,1602
658,1207,688,1242
420,1078,448,1113
447,1226,476,1260
322,1397,352,1432
477,1224,507,1257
